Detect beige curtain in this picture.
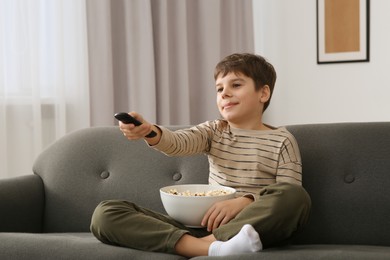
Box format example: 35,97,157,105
86,0,254,126
0,0,90,178
0,0,254,179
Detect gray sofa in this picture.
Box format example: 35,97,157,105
1,122,390,259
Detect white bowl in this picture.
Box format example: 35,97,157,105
160,184,236,228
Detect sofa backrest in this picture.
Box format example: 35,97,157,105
287,122,390,247
33,126,209,232
34,123,390,247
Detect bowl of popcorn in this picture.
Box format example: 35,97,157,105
160,184,236,227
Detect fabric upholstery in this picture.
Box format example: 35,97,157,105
0,174,43,232
287,122,390,246
32,126,209,232
0,233,186,260
193,245,390,260
1,123,390,259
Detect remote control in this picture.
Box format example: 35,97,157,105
114,112,157,138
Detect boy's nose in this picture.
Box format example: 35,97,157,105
222,88,231,98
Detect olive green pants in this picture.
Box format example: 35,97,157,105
90,182,311,254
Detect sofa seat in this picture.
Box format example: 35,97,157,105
0,232,186,260
193,245,390,259
2,231,389,260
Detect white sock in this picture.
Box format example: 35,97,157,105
208,224,263,256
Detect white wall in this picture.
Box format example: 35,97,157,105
253,0,390,126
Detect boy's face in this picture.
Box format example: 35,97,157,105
215,72,267,129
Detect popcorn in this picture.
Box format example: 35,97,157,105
166,188,231,196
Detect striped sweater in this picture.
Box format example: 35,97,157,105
154,120,302,200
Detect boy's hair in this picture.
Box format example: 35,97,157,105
214,53,276,112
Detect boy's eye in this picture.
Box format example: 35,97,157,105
233,83,241,88
216,87,223,93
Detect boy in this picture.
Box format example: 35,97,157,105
90,53,311,257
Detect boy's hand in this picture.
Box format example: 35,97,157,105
201,196,253,232
119,112,161,145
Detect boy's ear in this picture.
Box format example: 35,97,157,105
259,85,271,103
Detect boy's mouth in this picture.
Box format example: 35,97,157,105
222,102,238,110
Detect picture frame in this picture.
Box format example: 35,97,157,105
317,0,370,64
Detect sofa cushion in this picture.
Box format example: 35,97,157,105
287,122,390,246
0,232,186,260
33,126,209,232
192,244,390,260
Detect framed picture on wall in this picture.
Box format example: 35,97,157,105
317,0,370,64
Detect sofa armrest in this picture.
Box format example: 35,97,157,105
0,174,44,232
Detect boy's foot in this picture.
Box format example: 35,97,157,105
208,224,263,256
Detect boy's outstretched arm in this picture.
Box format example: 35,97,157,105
119,112,162,146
